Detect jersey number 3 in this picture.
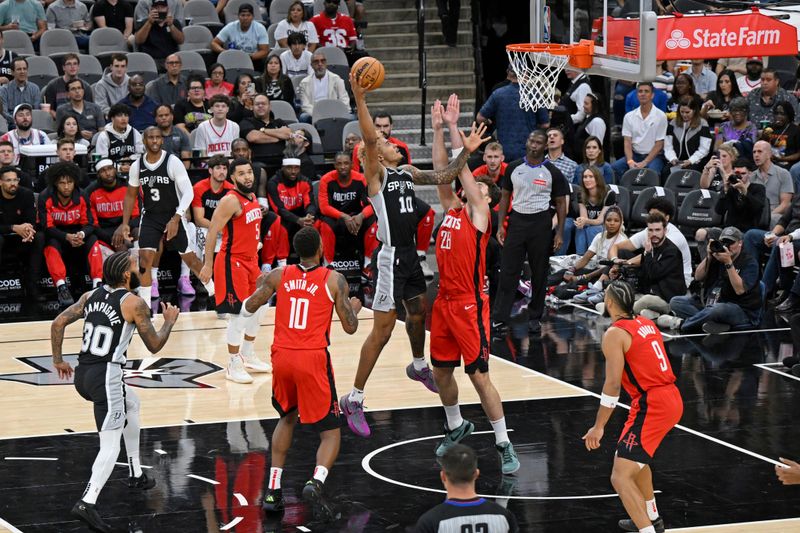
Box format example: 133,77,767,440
81,323,114,357
651,340,668,372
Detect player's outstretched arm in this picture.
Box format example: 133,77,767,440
403,122,490,186
431,99,460,212
127,299,180,353
243,268,283,315
350,71,382,196
583,327,626,451
199,195,240,284
50,291,92,379
329,271,361,334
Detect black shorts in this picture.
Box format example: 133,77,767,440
138,212,191,253
372,243,426,312
74,363,127,431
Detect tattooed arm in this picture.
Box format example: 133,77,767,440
329,270,361,334
243,268,283,315
50,291,92,378
402,121,490,185
124,298,180,353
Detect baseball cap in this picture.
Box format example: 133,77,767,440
95,159,114,172
746,56,763,64
719,226,743,243
13,103,32,117
238,3,254,14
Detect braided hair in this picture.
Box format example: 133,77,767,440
103,250,132,287
606,280,636,317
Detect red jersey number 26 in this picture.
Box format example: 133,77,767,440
651,340,668,372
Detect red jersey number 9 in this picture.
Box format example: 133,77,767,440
651,340,668,372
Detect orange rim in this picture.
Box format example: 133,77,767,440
507,39,594,69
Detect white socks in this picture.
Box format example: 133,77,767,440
123,416,142,479
443,404,463,431
646,498,659,521
82,429,122,504
313,465,328,484
412,357,427,371
490,417,509,445
349,387,365,403
639,527,656,533
56,279,66,288
241,339,254,358
268,467,282,490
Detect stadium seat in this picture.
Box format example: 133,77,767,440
181,25,214,54
183,0,224,34
267,22,279,48
269,99,298,123
312,98,350,121
32,110,56,133
290,75,304,93
40,29,80,60
675,189,721,238
629,186,676,229
619,167,660,207
78,54,103,85
126,52,159,84
664,169,701,210
289,122,323,154
607,184,631,222
217,49,255,83
315,117,349,155
317,46,348,67
3,30,34,57
176,51,209,77
26,56,59,88
341,120,360,146
0,115,8,135
268,0,294,26
88,28,127,62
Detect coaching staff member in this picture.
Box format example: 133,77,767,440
492,129,569,336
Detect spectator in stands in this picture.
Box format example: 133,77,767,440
370,111,410,164
716,56,752,77
55,78,104,142
117,75,157,132
666,73,697,114
51,139,89,190
773,226,800,313
700,144,737,192
286,128,316,179
204,63,233,99
85,158,140,251
154,104,190,166
228,73,255,123
473,142,506,185
240,93,293,177
609,196,692,289
0,104,51,166
0,32,17,85
624,80,669,115
144,53,186,107
193,94,239,157
0,140,33,189
751,139,793,226
95,103,144,162
38,162,104,306
276,0,318,52
666,227,762,333
344,131,360,158
764,101,800,172
747,68,800,129
607,213,684,319
738,57,763,96
545,127,577,182
784,63,800,99
701,69,741,125
612,82,668,181
0,165,44,303
713,97,757,158
174,75,210,133
257,54,295,106
688,59,717,99
477,66,549,161
297,50,349,123
93,54,129,117
210,3,268,71
46,0,91,49
573,136,613,184
134,0,183,68
317,151,378,267
664,96,712,174
281,32,313,78
267,156,316,246
573,166,616,255
0,0,45,50
191,154,233,259
133,0,183,28
0,58,40,124
42,54,94,119
573,94,607,157
92,0,133,42
311,0,357,59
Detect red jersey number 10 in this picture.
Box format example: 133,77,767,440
288,297,309,330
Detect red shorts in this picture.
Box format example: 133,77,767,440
430,294,490,374
214,254,259,314
617,385,683,464
271,347,340,431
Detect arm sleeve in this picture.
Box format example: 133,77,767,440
317,174,343,219
169,155,193,215
128,160,140,186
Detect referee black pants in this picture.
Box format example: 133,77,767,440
493,210,553,323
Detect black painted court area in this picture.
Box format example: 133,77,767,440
1,308,799,532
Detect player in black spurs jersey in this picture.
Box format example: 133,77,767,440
51,250,180,533
339,74,489,438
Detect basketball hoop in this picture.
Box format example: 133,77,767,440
506,40,594,112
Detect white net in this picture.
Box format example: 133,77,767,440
506,48,570,112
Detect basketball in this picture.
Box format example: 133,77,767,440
351,57,385,91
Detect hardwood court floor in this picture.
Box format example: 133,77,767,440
0,307,799,532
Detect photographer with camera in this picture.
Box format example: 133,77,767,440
666,227,762,333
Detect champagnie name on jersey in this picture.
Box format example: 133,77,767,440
283,278,320,296
84,301,122,326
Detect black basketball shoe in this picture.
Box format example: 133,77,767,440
129,471,156,490
618,516,665,533
71,500,111,533
262,488,284,512
303,479,334,521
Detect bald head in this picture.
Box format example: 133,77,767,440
752,140,773,168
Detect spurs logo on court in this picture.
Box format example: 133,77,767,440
0,355,223,388
622,432,639,452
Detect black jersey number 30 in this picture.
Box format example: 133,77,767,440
81,323,114,357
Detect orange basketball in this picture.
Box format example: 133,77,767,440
351,57,385,91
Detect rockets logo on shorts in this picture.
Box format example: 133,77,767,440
622,432,639,452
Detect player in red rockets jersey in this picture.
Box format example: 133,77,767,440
199,158,272,384
85,159,141,250
583,280,683,533
241,226,361,517
428,95,520,475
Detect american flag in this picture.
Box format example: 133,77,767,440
623,36,638,56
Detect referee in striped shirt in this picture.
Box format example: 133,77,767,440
493,130,569,336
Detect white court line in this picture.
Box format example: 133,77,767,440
219,516,243,530
187,474,219,485
664,326,790,339
755,363,800,383
565,302,602,315
154,449,168,455
666,517,800,531
114,462,152,469
4,456,57,461
0,516,23,533
233,492,248,506
296,526,312,532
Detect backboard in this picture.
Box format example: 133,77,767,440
531,0,657,82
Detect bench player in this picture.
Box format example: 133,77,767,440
51,251,180,532
199,158,272,384
339,71,489,438
428,95,519,475
113,126,214,305
241,226,361,517
583,280,683,533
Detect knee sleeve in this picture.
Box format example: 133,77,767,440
244,306,265,337
226,314,247,346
